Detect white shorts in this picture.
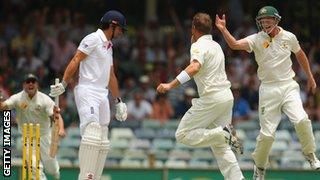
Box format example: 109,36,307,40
177,88,234,131
259,80,308,136
74,84,110,134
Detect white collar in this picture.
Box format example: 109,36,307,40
97,29,108,42
197,34,212,42
23,90,38,100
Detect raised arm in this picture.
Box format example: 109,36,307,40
295,49,317,94
215,14,250,51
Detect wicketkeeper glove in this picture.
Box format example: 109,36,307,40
115,102,127,121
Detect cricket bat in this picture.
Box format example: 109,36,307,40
49,78,60,158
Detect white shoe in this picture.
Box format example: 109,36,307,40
224,125,243,154
253,165,266,180
304,153,320,170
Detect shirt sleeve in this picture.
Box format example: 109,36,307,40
78,34,98,55
290,33,301,53
190,43,205,65
3,94,18,109
45,96,55,116
244,34,257,53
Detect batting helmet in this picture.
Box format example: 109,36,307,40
100,10,127,31
256,6,281,21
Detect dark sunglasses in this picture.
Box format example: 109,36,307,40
25,79,37,84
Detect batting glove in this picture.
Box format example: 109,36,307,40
115,102,127,121
49,82,66,97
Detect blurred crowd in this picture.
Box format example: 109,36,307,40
1,0,320,128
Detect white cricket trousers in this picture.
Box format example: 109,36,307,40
258,80,307,136
74,84,110,135
253,80,310,168
175,89,244,180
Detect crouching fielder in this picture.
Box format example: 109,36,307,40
0,74,65,179
157,13,244,180
49,10,128,180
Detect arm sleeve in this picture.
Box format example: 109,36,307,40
4,94,18,109
190,43,205,65
244,34,257,53
290,34,301,53
78,34,98,55
45,97,55,116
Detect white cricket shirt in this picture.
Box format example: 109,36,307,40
190,35,231,97
245,27,301,83
4,90,54,134
78,29,113,88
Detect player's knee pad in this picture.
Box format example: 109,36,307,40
252,133,274,168
294,119,316,154
80,121,104,153
82,122,103,144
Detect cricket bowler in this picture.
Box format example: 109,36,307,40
157,13,244,180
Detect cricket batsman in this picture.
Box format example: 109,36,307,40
49,10,128,180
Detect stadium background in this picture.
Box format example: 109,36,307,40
1,0,320,179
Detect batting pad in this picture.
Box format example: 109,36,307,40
94,126,110,180
252,133,274,168
78,122,103,180
294,119,316,154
